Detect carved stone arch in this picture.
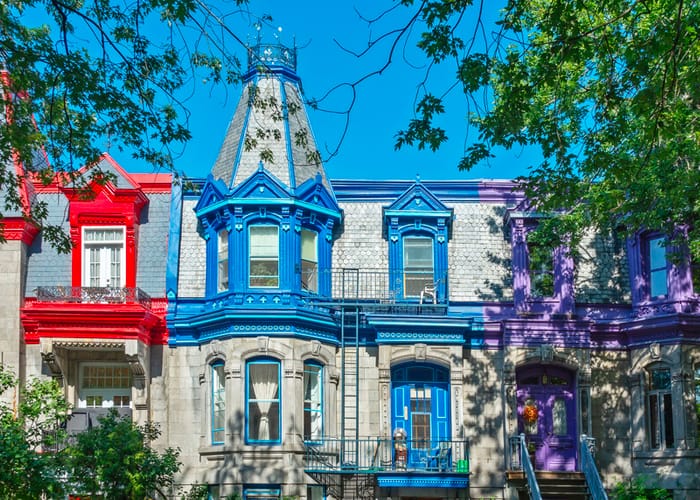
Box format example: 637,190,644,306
203,339,228,366
630,348,676,377
388,345,452,372
513,344,583,374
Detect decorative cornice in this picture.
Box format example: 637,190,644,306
1,217,39,245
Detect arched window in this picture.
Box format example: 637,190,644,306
211,361,226,444
246,358,281,443
303,361,323,441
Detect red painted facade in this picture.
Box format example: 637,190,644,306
20,154,171,346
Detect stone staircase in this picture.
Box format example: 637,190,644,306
508,471,590,499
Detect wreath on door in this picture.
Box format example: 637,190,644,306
523,404,539,424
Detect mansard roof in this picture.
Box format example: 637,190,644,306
209,44,335,200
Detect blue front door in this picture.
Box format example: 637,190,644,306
391,364,450,467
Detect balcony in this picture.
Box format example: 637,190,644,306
305,437,469,494
302,269,449,316
35,286,152,308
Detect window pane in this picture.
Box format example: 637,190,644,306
247,361,280,442
218,230,229,292
212,363,226,444
663,393,674,448
250,227,279,287
301,230,318,293
648,237,668,297
649,394,660,449
304,363,322,441
403,238,434,297
553,398,567,435
651,369,671,390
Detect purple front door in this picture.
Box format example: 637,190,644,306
517,366,577,471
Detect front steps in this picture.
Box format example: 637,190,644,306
507,471,590,499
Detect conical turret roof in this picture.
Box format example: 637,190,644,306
210,44,333,197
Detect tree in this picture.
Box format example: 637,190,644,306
0,364,69,499
0,0,251,252
393,0,700,251
66,410,180,499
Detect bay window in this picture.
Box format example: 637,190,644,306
301,229,318,293
79,364,131,408
211,361,226,444
303,362,323,441
217,229,229,293
246,359,281,443
648,367,674,449
249,226,279,287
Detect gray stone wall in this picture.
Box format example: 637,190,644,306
136,192,172,296
0,240,27,398
177,199,206,297
333,202,388,272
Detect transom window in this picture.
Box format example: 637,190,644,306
246,359,281,443
79,364,131,408
217,229,229,293
249,226,279,288
648,236,668,298
82,227,125,287
303,362,323,442
243,487,280,500
301,229,318,293
403,237,434,297
648,367,674,449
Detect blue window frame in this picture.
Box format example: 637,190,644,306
648,236,668,298
303,361,323,442
211,361,226,444
246,359,281,444
249,225,279,287
243,486,280,499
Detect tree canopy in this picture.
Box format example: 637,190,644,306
395,0,700,252
0,0,250,251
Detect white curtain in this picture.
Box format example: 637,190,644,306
251,363,278,440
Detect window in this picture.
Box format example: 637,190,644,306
217,229,229,292
528,237,554,298
648,236,668,298
648,367,674,449
410,386,432,448
301,229,318,293
249,226,279,287
695,365,700,448
303,362,322,441
79,364,131,408
243,487,280,500
211,361,226,444
83,227,125,287
403,237,434,297
307,485,325,500
246,359,281,443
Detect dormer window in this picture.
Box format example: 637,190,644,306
527,237,554,298
301,229,318,293
83,227,125,287
403,237,434,297
647,236,668,298
217,229,229,293
249,225,279,287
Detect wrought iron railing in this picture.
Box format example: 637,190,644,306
35,286,152,308
304,437,469,474
300,268,449,305
580,435,608,500
509,434,542,500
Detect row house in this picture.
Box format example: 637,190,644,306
2,45,700,500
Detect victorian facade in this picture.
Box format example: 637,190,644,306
2,47,700,500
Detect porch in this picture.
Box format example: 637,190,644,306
305,437,470,498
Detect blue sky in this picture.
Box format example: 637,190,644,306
173,1,540,182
